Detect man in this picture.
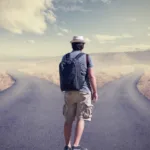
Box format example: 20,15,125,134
59,36,98,150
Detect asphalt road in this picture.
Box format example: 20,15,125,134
0,70,150,150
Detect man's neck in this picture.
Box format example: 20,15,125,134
72,50,81,52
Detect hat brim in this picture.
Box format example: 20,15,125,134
70,39,85,44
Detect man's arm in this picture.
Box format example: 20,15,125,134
88,68,97,94
86,54,98,101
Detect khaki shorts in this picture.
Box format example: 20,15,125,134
62,91,93,123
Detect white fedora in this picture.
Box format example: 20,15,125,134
70,36,85,44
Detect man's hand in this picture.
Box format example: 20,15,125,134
92,92,98,102
88,67,98,102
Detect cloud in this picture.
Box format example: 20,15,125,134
85,38,91,43
0,0,56,34
24,40,35,44
95,34,134,44
54,0,112,12
116,44,150,51
54,0,84,4
59,28,70,33
121,34,134,38
53,0,85,12
57,27,71,36
54,25,71,35
55,0,112,4
148,27,150,30
55,5,91,12
53,23,71,36
92,0,112,4
148,34,150,36
100,0,112,3
127,17,137,22
57,33,64,36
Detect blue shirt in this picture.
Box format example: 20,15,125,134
61,50,93,93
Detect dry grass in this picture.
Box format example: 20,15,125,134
0,72,15,92
95,65,134,88
1,55,150,100
18,64,135,88
134,65,150,100
137,71,150,100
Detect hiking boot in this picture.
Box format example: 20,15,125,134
64,145,72,150
72,146,88,150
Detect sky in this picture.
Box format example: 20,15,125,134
0,0,150,57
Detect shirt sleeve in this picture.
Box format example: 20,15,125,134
87,54,94,68
61,55,65,61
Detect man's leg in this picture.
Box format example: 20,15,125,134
72,92,93,150
64,120,73,148
73,119,85,147
63,91,77,149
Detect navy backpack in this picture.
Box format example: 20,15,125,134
59,52,89,91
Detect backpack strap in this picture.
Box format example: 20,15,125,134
86,54,89,68
65,53,70,60
73,53,89,67
73,53,85,61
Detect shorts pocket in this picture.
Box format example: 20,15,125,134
82,103,93,119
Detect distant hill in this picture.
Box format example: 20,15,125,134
90,50,150,65
1,50,150,65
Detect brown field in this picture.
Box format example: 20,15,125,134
137,70,150,100
18,64,135,88
0,72,15,92
1,51,150,101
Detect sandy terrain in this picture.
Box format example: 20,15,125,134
137,69,150,100
19,63,150,101
1,62,149,101
94,65,135,88
1,51,150,99
18,64,135,88
0,72,15,92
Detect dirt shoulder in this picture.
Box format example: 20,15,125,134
95,65,134,88
137,71,150,100
18,65,134,88
0,72,15,92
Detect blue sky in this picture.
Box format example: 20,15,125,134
0,0,150,57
